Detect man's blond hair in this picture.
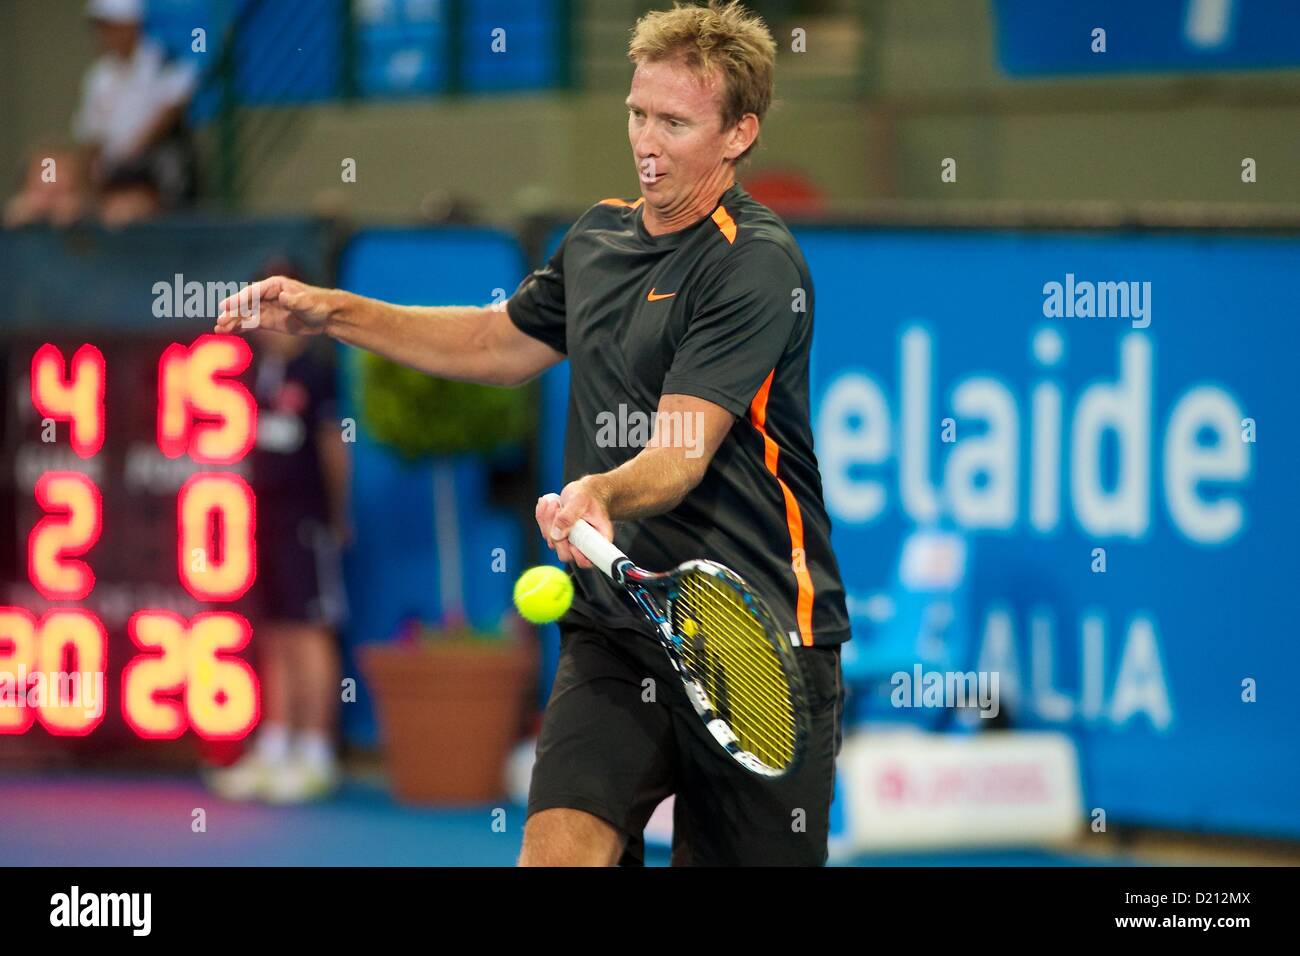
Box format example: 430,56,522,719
628,1,777,163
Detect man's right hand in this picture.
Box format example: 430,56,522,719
214,275,341,336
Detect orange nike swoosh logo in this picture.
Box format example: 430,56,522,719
647,289,677,301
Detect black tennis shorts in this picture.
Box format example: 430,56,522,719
526,614,844,866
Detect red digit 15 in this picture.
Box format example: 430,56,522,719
157,335,255,463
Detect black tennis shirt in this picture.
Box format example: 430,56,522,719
508,182,850,645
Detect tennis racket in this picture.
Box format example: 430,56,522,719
543,494,808,779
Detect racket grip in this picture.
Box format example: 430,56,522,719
541,493,627,578
568,519,627,579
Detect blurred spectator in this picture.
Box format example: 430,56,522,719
73,0,199,225
3,144,92,229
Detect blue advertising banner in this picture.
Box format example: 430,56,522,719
993,0,1300,75
801,228,1298,837
535,222,1298,837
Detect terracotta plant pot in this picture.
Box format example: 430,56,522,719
362,638,536,804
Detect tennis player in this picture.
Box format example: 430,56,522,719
216,0,849,865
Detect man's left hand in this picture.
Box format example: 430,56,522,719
536,478,613,570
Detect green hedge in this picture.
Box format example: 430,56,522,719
357,352,532,460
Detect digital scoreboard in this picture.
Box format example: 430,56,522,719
0,333,262,747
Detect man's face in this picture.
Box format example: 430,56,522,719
626,57,739,206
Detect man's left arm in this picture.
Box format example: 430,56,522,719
541,393,735,567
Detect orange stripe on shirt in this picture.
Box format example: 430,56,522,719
711,205,737,244
748,369,816,646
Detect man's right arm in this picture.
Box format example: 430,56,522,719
215,276,562,388
327,294,563,387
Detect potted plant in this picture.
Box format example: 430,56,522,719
356,351,537,803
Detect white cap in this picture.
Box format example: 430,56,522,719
86,0,144,24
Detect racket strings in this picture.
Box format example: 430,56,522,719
674,579,792,717
672,573,797,770
676,582,785,712
675,583,795,766
680,592,792,721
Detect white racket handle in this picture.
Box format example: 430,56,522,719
541,493,627,578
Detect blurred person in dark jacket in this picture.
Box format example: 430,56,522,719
205,292,352,804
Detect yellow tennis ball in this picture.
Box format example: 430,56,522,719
513,565,573,624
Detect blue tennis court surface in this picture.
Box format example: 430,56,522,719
0,772,1134,867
